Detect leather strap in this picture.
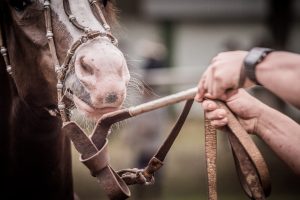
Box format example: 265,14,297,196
216,101,271,199
63,92,270,200
118,100,194,185
228,132,266,200
141,100,194,182
63,122,131,200
155,100,194,161
204,117,217,200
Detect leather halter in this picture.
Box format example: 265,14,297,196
44,0,117,122
0,0,116,122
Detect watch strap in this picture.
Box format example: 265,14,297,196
244,47,273,85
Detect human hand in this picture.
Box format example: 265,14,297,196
200,89,265,134
195,51,248,101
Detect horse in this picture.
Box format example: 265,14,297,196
0,0,130,199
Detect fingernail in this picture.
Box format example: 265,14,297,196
194,94,201,102
205,93,213,99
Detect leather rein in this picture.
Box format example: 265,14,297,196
0,1,271,200
64,87,271,200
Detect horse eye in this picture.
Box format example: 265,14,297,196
102,0,108,7
9,0,34,11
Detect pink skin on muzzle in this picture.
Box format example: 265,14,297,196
73,38,130,121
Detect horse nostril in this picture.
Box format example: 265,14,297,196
105,93,118,104
80,57,94,75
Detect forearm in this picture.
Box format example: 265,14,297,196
256,51,300,109
256,105,300,175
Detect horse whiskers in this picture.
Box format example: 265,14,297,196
70,109,96,134
127,79,144,94
64,72,145,135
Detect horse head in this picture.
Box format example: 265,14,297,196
1,0,130,121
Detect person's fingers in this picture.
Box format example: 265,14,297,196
195,70,209,102
195,78,206,102
221,89,239,101
210,118,228,127
202,99,218,111
204,108,227,120
209,69,215,96
204,93,215,99
212,80,226,99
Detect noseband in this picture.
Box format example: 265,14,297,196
0,0,116,122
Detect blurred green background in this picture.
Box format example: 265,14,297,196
72,0,300,199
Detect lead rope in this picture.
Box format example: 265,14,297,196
204,117,217,200
54,84,271,200
204,101,271,200
217,101,271,199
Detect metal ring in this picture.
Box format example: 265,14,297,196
81,36,88,43
43,0,50,8
0,47,7,55
6,65,12,74
46,31,54,39
58,103,66,110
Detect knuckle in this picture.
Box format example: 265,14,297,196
202,101,210,110
210,65,217,72
217,109,226,117
213,72,222,81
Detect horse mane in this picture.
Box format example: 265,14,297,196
104,1,120,29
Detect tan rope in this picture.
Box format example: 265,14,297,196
205,116,217,200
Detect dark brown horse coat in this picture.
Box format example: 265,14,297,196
0,2,73,199
0,58,74,200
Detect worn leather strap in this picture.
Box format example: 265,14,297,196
63,122,131,200
63,92,270,200
118,100,194,185
142,100,194,181
228,132,266,200
216,101,271,199
204,117,217,200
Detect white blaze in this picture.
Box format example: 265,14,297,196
49,0,106,41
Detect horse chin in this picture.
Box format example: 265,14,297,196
73,95,120,122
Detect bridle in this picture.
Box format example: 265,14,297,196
0,1,272,200
44,0,117,122
0,0,116,122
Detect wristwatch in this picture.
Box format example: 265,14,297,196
243,47,274,85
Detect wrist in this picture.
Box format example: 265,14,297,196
243,47,274,85
253,104,272,136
